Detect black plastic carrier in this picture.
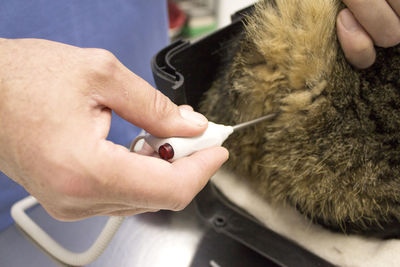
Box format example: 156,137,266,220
151,5,334,267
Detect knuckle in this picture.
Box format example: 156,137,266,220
151,89,175,120
90,48,117,64
86,48,119,79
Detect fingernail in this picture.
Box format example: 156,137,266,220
339,9,360,32
179,108,208,126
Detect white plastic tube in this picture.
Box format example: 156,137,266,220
11,196,125,266
144,122,233,161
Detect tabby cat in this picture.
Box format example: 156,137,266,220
200,0,400,237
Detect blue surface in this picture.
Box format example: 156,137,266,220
0,0,168,231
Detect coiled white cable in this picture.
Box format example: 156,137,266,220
11,196,125,266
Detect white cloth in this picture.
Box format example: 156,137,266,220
212,169,400,267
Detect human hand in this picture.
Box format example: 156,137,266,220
0,38,228,220
337,0,400,69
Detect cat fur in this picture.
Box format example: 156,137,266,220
200,0,400,236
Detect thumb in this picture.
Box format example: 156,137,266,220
337,8,376,69
96,56,208,137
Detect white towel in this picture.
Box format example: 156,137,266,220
212,169,400,267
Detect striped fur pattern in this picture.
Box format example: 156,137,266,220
200,0,400,236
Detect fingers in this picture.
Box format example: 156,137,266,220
99,141,228,211
337,9,376,69
87,49,208,138
178,105,194,111
342,0,400,48
338,1,400,68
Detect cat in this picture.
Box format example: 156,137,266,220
200,0,400,237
